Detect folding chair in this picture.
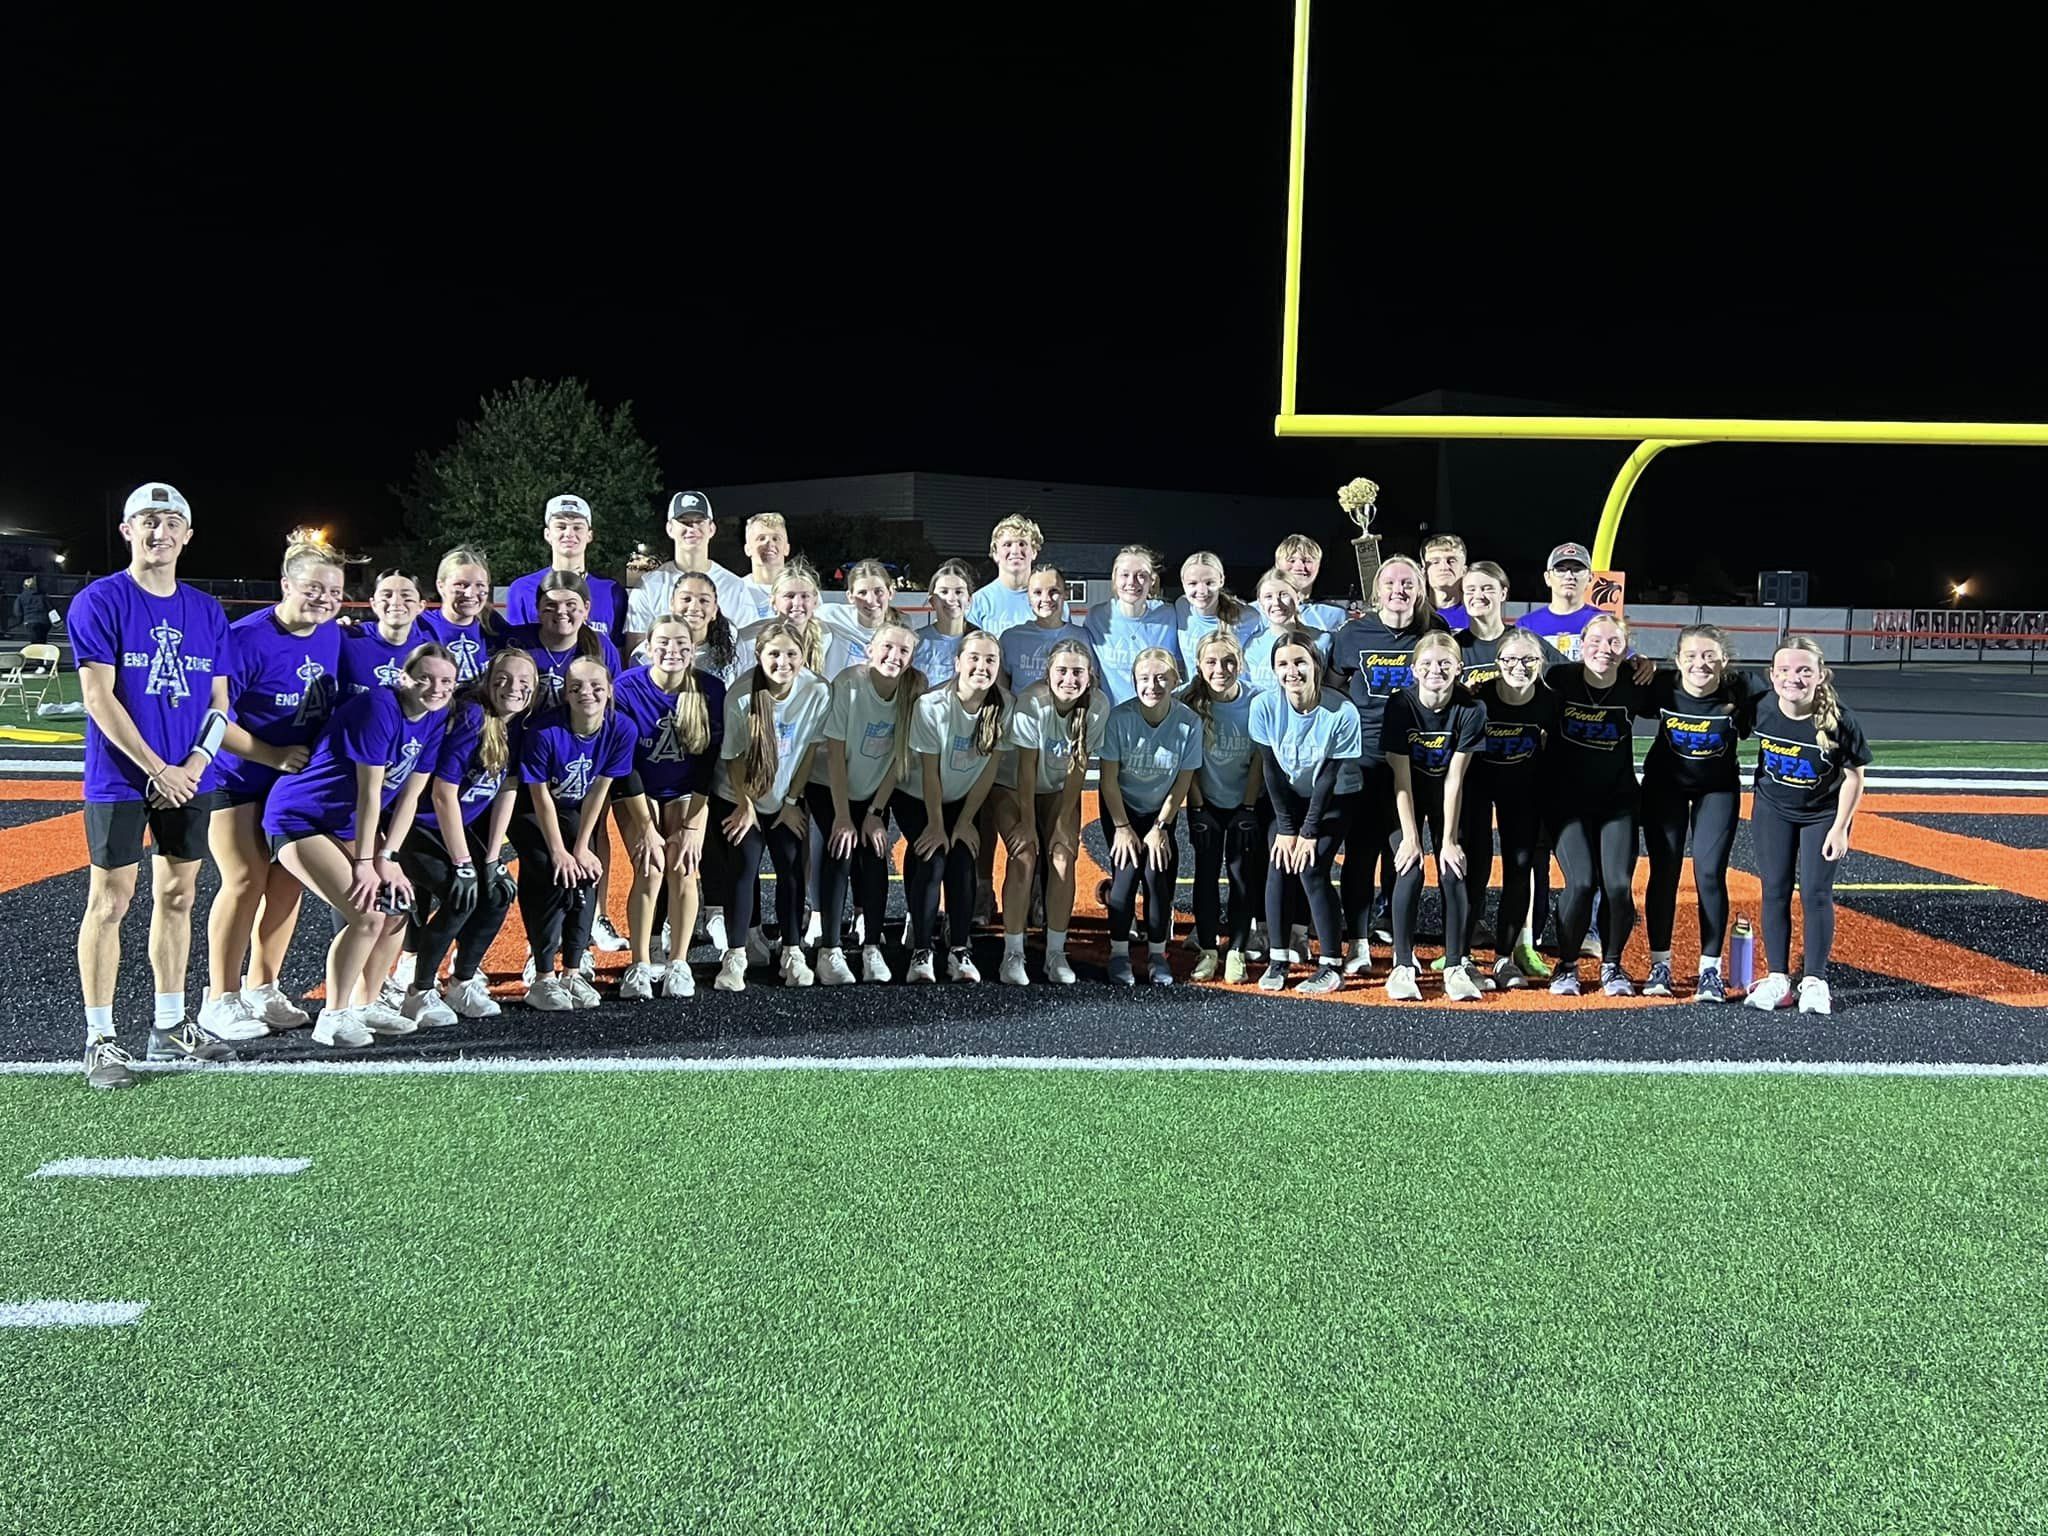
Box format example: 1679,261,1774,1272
19,643,59,710
0,653,25,713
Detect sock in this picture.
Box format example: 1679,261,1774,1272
153,991,184,1028
84,1005,115,1043
1650,949,1672,967
1110,939,1129,957
1047,929,1067,953
1004,933,1024,958
1318,955,1341,970
1700,952,1720,966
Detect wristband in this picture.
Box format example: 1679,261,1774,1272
355,856,377,865
453,860,475,872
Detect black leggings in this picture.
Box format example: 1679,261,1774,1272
804,784,891,945
1463,778,1546,958
1551,798,1639,964
1188,801,1263,949
1107,806,1180,946
1751,803,1841,978
1391,796,1470,968
508,802,598,975
1338,762,1394,939
1642,781,1739,956
398,820,516,983
1265,807,1349,959
897,793,977,952
717,797,807,944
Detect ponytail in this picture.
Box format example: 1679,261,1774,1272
971,681,1009,757
736,620,807,800
670,665,712,755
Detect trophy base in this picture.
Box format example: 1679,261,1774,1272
1351,534,1383,604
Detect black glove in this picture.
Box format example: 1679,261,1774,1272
445,861,479,919
488,851,518,909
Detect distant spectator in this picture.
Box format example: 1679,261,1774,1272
16,577,51,647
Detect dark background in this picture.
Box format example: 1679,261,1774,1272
5,7,2039,602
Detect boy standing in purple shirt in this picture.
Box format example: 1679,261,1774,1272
503,494,627,638
70,482,246,1088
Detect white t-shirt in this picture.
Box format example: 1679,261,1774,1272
816,603,900,674
733,617,855,681
712,671,831,813
999,683,1110,794
817,666,910,802
626,561,754,646
911,687,1015,803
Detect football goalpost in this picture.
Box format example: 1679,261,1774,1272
1272,0,2048,571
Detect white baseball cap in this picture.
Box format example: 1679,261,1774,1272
122,482,192,523
667,490,714,523
544,494,593,525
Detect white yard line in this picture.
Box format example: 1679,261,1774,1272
31,1157,309,1179
1,1053,2044,1079
0,1300,148,1328
0,759,83,773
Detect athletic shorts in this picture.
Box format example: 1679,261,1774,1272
85,793,219,870
990,784,1080,864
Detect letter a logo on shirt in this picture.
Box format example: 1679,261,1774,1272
145,621,190,704
651,715,686,762
445,634,482,680
558,753,595,800
292,655,329,726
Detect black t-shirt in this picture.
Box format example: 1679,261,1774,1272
1750,694,1873,824
1329,612,1449,766
1451,625,1571,690
1469,676,1556,787
1541,664,1644,802
1637,669,1766,794
1378,687,1486,797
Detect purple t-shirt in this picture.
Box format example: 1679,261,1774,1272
1516,605,1599,662
67,572,232,803
519,708,636,807
416,701,526,833
339,620,430,695
612,664,727,802
416,609,502,683
204,609,343,799
504,568,627,638
262,686,448,843
1434,602,1471,630
503,625,624,706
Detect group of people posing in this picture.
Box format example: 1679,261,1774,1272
69,483,1870,1089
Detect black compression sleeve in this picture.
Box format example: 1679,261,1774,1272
1300,758,1343,840
1262,745,1308,837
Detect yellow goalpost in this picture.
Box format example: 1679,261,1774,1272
1273,0,2048,570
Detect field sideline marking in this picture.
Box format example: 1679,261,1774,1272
0,1054,2044,1079
0,1300,148,1328
31,1157,310,1179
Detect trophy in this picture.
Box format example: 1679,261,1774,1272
1337,477,1382,600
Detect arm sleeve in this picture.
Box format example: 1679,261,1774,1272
68,586,117,666
504,578,536,627
1299,757,1342,840
601,718,636,779
720,691,750,761
1454,701,1486,752
519,725,552,784
1261,745,1308,837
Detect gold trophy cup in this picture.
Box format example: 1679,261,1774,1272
1337,477,1382,602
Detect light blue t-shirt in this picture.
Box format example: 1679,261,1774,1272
913,627,966,686
999,621,1094,693
1173,598,1264,679
1297,600,1350,634
1099,698,1204,816
965,580,1035,639
1179,684,1258,808
1243,625,1331,695
1249,686,1364,798
1082,600,1179,706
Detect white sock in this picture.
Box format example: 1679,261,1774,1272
153,991,184,1028
1004,933,1024,958
84,1005,115,1043
1700,952,1720,965
1650,949,1672,967
1110,939,1129,957
1047,930,1067,953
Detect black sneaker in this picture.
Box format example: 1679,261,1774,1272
84,1037,137,1090
146,1020,238,1064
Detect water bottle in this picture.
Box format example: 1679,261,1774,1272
1728,917,1755,989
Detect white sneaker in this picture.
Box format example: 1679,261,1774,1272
1745,973,1794,1011
392,951,418,989
1045,949,1077,986
401,988,459,1029
312,1007,373,1047
703,910,728,953
576,950,596,978
1443,962,1484,1003
447,974,500,1019
1342,944,1375,977
525,974,574,1012
242,981,312,1030
521,952,537,987
745,927,774,967
715,949,748,992
1384,964,1422,1002
199,993,269,1042
816,947,857,986
860,945,892,984
357,1002,418,1036
592,913,630,952
564,971,602,1009
803,910,823,946
948,948,982,983
377,977,406,1011
1797,976,1833,1016
999,953,1030,987
618,962,658,1002
780,946,815,987
662,962,696,999
907,949,937,984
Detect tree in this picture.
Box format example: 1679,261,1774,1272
397,378,663,588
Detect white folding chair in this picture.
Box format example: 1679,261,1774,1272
19,643,59,710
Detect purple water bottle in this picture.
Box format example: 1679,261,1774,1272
1728,917,1755,990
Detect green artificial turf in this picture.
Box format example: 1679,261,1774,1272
1,1070,2044,1535
1625,738,2048,770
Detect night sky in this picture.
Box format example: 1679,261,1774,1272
8,9,2041,603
